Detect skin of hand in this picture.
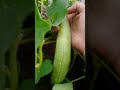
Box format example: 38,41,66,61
67,1,85,56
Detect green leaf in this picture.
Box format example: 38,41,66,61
47,0,69,26
35,2,52,84
52,83,73,90
35,59,53,84
35,3,51,50
19,79,34,90
40,60,53,77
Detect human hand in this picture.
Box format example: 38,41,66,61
67,1,85,56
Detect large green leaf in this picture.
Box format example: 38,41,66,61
35,3,51,50
52,83,73,90
35,59,53,84
47,0,69,26
35,2,52,84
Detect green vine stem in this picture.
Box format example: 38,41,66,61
68,51,77,72
38,40,44,69
65,77,71,82
35,40,44,83
43,41,56,45
9,34,22,90
71,75,85,83
35,40,44,72
73,48,85,61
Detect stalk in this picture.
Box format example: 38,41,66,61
9,34,22,90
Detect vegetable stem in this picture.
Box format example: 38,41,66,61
38,40,44,69
71,75,85,83
44,41,56,45
9,34,22,90
73,48,85,61
68,52,77,72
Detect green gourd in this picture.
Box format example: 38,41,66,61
51,16,71,84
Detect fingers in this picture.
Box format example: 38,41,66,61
68,1,85,14
67,13,77,25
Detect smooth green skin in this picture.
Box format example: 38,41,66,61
51,17,71,84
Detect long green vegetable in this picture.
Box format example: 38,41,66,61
51,16,71,84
